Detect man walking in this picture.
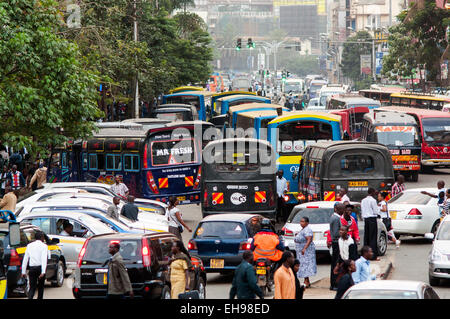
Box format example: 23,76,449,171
229,251,263,299
274,251,296,299
361,188,379,261
8,165,25,191
106,242,134,299
28,162,48,190
107,197,121,220
352,246,377,284
21,231,48,299
111,176,129,199
391,175,405,197
276,170,288,223
0,186,17,213
121,195,139,222
329,203,344,290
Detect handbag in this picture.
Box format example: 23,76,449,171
178,290,200,299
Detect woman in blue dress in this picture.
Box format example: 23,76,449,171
294,216,317,288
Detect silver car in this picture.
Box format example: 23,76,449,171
427,215,450,286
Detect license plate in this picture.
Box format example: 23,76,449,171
177,196,186,201
390,211,397,220
210,259,224,269
348,181,368,187
256,267,266,275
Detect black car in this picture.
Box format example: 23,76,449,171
0,223,65,296
73,232,207,299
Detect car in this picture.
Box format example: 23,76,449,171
341,280,440,299
0,223,65,296
281,201,388,257
72,232,207,299
17,211,115,270
426,215,450,286
388,188,441,238
16,194,169,233
188,214,269,273
307,98,319,107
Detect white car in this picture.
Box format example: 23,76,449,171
17,194,169,233
16,188,90,213
341,280,440,299
281,201,388,257
388,188,441,237
426,215,450,286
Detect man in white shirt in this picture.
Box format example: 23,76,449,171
21,231,48,299
361,188,379,261
276,170,288,223
111,176,129,199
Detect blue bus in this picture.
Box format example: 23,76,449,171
162,91,214,121
210,91,256,114
227,103,288,129
234,110,285,139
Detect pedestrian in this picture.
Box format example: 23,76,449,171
273,251,296,299
337,226,357,263
7,164,25,191
0,166,8,197
334,259,356,299
361,188,379,261
378,191,400,248
391,175,405,197
442,189,450,217
294,216,316,288
105,241,134,299
21,231,48,299
230,250,263,300
291,259,305,299
169,240,192,299
329,202,344,290
107,196,121,220
167,196,192,240
120,195,139,222
0,186,17,213
422,180,446,201
352,246,378,284
341,204,359,245
338,188,350,203
111,176,129,199
276,170,288,223
28,162,47,190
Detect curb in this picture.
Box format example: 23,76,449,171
382,261,393,280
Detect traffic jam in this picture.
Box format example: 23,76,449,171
1,83,450,300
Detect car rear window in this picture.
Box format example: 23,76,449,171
288,208,334,224
345,290,418,299
388,192,431,205
195,221,246,239
83,239,142,265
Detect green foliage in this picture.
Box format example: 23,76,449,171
0,0,101,156
340,31,373,83
277,53,320,77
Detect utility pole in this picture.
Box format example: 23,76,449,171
133,0,140,119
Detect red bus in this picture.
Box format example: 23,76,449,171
330,107,370,139
376,107,450,170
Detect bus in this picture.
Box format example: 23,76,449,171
234,110,284,139
210,91,256,116
307,80,327,100
318,84,347,107
169,86,204,94
330,107,370,139
327,94,381,110
375,107,450,170
162,91,214,121
284,78,305,96
208,75,224,92
227,103,287,129
266,111,342,205
359,86,405,106
389,92,450,111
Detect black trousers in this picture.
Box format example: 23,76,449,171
28,266,45,299
364,217,378,259
330,241,340,289
276,197,285,222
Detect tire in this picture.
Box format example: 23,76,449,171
260,285,267,297
410,171,419,182
429,275,440,286
430,220,440,239
197,277,206,299
161,285,171,299
51,260,65,287
378,232,387,256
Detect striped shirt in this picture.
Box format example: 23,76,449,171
391,182,405,197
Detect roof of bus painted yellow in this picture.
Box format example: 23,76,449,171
377,106,450,117
228,103,286,114
169,86,204,94
167,90,215,97
390,92,450,102
235,110,287,119
268,111,342,124
216,94,270,102
212,91,256,98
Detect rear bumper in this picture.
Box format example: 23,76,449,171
422,159,450,167
146,191,201,205
190,252,244,272
391,219,429,236
73,283,153,299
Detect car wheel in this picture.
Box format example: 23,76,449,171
51,260,65,287
429,275,440,286
378,232,387,256
197,278,206,299
161,285,171,299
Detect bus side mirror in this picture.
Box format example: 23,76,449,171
9,222,20,247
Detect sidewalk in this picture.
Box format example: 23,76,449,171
302,246,395,299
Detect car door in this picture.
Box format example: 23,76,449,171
149,238,165,298
52,217,87,268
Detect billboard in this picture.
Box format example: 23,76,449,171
360,54,372,75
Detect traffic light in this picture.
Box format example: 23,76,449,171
247,38,255,49
295,42,301,51
236,38,242,51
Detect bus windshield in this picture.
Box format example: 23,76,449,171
210,143,271,172
310,84,325,94
285,83,302,93
422,118,450,146
166,95,200,109
374,126,420,147
150,138,197,166
278,121,333,155
155,112,186,121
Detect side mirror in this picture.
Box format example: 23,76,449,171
9,222,21,247
424,233,434,240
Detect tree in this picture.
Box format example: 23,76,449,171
0,0,101,156
340,31,373,86
277,53,320,77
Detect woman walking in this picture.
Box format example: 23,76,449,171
167,196,192,240
334,259,356,299
169,241,192,299
378,191,400,248
294,217,317,288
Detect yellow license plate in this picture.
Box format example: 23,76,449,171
177,196,186,201
390,211,397,220
348,181,368,187
103,273,107,285
210,259,224,269
256,268,266,275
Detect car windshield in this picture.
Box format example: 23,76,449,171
422,117,450,146
195,221,246,239
345,290,418,299
388,192,431,205
83,238,142,265
436,222,450,240
288,207,334,224
374,126,420,146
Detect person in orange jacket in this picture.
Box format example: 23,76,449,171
251,219,285,263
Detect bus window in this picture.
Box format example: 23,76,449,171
82,154,88,171
374,126,420,146
150,139,196,166
340,155,374,174
61,152,68,169
89,154,105,170
210,143,269,172
124,154,140,172
106,154,122,171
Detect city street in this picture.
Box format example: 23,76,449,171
20,168,449,299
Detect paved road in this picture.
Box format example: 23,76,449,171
14,168,449,299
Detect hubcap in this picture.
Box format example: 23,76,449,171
58,262,64,285
379,234,387,254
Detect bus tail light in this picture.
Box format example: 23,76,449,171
193,166,202,190
9,249,21,266
143,144,148,169
77,239,90,268
146,171,159,194
406,208,423,219
203,190,209,208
